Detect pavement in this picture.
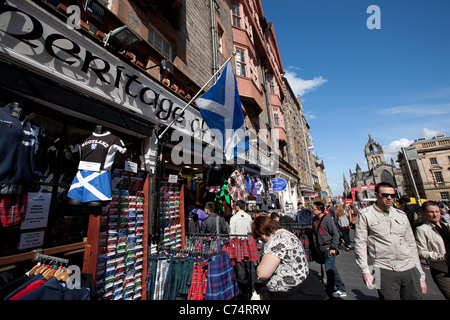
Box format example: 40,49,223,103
307,229,446,300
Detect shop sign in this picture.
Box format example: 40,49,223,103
0,0,206,138
20,192,52,230
18,230,45,250
168,174,178,184
272,178,287,192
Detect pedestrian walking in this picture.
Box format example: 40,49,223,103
252,215,327,300
415,200,450,300
312,201,347,298
335,203,352,251
398,195,424,233
354,182,427,300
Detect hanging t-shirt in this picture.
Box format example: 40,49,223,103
68,131,126,202
79,131,127,171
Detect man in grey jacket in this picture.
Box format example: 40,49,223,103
312,201,346,298
200,202,229,235
354,182,427,300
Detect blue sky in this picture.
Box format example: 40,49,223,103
260,0,450,197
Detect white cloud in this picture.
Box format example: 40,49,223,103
377,104,450,116
305,111,316,120
383,138,414,162
284,68,328,97
420,128,444,139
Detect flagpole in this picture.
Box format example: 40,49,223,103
157,52,237,140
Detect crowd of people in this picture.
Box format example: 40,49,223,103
186,181,450,300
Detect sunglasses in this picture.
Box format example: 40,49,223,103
380,193,396,198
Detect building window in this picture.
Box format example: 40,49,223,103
434,171,444,183
217,27,224,54
268,76,275,94
430,157,438,165
235,48,246,77
441,192,450,202
273,108,280,126
148,24,172,60
232,5,241,28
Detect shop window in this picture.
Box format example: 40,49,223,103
0,98,140,258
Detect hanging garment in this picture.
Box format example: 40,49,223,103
187,260,208,300
252,178,265,205
68,170,112,202
227,171,248,212
0,104,47,195
0,194,28,227
205,252,239,300
68,131,126,203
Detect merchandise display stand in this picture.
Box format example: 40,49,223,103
83,169,150,300
158,180,185,249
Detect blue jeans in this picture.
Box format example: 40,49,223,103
324,250,346,295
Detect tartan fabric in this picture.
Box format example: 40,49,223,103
153,259,169,300
188,260,208,300
162,257,177,300
235,239,243,262
227,171,248,211
300,231,312,262
146,259,158,299
247,236,260,262
205,252,239,300
242,238,249,259
0,194,27,227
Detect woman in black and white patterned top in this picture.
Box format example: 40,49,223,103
252,215,327,300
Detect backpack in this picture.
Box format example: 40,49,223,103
186,209,200,234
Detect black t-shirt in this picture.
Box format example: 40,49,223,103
80,131,126,171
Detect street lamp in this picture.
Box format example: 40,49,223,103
104,25,142,52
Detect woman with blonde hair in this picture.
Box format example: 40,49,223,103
335,203,352,250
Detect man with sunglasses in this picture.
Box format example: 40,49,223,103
354,182,427,300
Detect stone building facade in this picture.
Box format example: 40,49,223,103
397,135,450,202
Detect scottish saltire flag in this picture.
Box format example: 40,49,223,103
195,61,248,160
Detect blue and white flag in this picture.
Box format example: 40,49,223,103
195,61,248,160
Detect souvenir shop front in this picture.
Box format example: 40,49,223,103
0,0,207,301
153,144,277,300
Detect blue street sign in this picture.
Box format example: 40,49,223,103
273,178,287,192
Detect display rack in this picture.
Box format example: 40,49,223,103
158,180,185,249
83,169,150,300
